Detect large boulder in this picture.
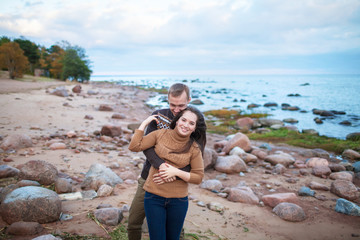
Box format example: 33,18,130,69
273,202,306,222
221,133,252,154
335,198,360,216
18,160,58,185
330,180,359,201
200,179,223,192
261,193,299,208
101,125,123,137
81,164,123,190
342,149,360,161
215,155,247,174
94,207,123,226
0,134,33,151
306,157,329,168
0,186,61,224
227,187,259,204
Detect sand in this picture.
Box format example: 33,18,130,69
0,77,359,240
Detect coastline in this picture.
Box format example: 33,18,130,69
0,77,359,239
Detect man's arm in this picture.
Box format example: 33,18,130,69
143,113,165,169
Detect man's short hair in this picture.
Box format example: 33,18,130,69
168,83,190,100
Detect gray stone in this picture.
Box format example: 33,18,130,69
335,198,360,216
0,186,61,224
265,152,295,167
94,207,123,226
81,163,123,190
7,221,43,235
353,161,360,173
330,180,359,201
215,155,247,174
298,186,315,197
200,179,223,192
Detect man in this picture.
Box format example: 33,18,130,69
127,83,194,240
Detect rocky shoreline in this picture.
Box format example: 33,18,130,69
0,81,359,240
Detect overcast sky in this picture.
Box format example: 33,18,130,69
1,0,359,75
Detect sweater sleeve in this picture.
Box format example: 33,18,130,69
188,147,204,184
128,129,158,152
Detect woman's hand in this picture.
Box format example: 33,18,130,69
138,115,158,131
158,163,179,180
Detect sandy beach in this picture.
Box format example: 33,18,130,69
0,77,359,240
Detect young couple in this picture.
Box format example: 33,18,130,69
127,83,207,240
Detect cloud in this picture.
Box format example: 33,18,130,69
0,0,359,74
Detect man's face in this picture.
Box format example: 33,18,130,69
168,91,190,116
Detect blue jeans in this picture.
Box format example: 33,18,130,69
144,191,188,240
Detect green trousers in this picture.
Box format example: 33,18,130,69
127,177,185,240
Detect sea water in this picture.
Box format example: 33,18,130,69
90,74,360,140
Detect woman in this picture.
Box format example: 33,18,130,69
128,106,206,240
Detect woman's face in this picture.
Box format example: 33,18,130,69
175,110,197,137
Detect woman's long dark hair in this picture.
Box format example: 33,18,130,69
170,106,207,156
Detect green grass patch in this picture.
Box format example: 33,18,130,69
247,128,360,154
139,86,168,94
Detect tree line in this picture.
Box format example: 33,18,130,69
0,36,92,82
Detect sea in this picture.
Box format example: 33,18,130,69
90,74,360,140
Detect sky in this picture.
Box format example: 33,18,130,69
0,0,360,76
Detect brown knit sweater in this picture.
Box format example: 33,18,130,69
128,129,204,198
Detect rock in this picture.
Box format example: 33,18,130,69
55,178,73,194
18,160,58,185
264,102,278,107
221,133,252,154
298,186,315,197
17,180,41,187
353,161,360,173
330,179,359,201
49,142,67,150
294,160,306,169
283,118,298,124
273,202,306,222
200,179,223,192
50,87,69,97
306,157,329,168
215,155,247,174
241,153,258,164
308,181,329,191
101,125,123,137
312,166,331,178
190,99,204,105
264,152,295,167
84,115,94,120
7,221,43,235
99,104,113,111
227,187,259,204
72,84,81,93
329,172,353,182
236,117,254,130
0,165,20,178
258,118,284,127
0,186,61,224
247,103,260,109
32,234,62,240
346,132,360,141
94,207,123,226
251,148,268,159
302,129,319,135
87,89,99,95
81,164,123,190
342,149,360,161
0,134,33,151
229,146,246,157
329,163,346,172
261,193,298,208
112,113,126,119
118,171,137,180
335,198,360,216
273,164,286,174
97,184,113,197
206,202,225,213
203,147,217,170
